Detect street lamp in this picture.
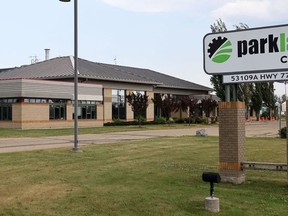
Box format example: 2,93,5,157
59,0,79,152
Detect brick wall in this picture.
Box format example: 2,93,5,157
219,102,246,184
103,88,112,122
8,103,104,129
97,104,104,121
146,91,154,121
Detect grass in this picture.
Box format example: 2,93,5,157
0,124,214,138
0,136,287,215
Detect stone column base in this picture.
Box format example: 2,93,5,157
220,165,245,184
220,173,245,184
205,197,220,213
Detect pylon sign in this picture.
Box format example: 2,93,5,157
203,24,288,75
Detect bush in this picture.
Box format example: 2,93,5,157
137,116,146,126
202,117,209,124
279,126,286,138
167,117,175,125
189,117,196,124
114,118,125,125
104,115,219,126
211,116,218,124
261,111,269,118
154,117,166,124
174,118,185,124
104,119,138,126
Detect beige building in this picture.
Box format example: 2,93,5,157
0,56,212,129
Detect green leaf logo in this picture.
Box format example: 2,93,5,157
208,37,232,63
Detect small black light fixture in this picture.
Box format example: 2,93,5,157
202,172,221,198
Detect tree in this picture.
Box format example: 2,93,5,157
152,94,177,119
210,18,227,33
281,94,287,103
250,83,263,120
210,19,227,101
233,23,251,117
234,23,249,30
210,75,225,101
238,83,252,119
174,95,190,119
185,97,198,125
152,94,164,118
261,82,276,118
210,19,277,120
162,94,177,119
200,97,218,117
210,19,249,102
127,92,149,127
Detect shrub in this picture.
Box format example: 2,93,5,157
190,117,196,124
104,119,138,126
195,117,204,124
261,111,269,118
211,116,218,124
154,117,166,124
136,116,146,127
279,126,286,138
174,118,185,124
114,118,125,125
202,117,209,124
167,117,175,125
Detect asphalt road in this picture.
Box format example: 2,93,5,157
0,121,284,153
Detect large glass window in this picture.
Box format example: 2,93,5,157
49,99,67,120
112,89,126,120
73,101,97,120
0,99,15,121
0,105,12,120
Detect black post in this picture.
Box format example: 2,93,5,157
210,182,215,198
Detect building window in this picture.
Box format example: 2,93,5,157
73,101,97,120
24,98,47,103
0,98,18,103
0,98,16,121
0,105,12,121
112,89,126,120
49,99,67,120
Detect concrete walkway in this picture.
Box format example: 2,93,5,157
0,121,284,153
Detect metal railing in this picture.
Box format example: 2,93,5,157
241,161,288,172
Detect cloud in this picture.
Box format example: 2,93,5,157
211,0,288,22
101,0,288,25
101,0,200,13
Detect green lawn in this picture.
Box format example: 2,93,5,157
0,136,287,216
0,124,213,138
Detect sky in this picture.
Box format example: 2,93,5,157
1,0,288,96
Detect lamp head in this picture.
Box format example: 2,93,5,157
59,0,71,2
202,172,221,183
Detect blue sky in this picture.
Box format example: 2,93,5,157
1,0,288,96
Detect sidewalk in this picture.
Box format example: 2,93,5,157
0,121,283,153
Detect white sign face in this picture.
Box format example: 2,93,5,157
203,24,288,75
223,72,288,84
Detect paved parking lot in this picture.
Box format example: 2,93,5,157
0,120,285,153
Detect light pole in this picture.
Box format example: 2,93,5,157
59,0,79,152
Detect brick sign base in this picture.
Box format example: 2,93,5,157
219,102,246,184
